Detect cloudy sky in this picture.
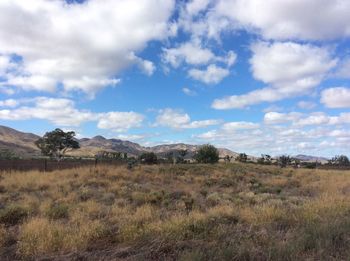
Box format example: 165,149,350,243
1,0,350,157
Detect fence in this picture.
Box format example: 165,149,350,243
0,159,126,172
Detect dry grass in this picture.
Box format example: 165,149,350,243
1,163,350,260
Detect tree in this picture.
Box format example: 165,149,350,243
236,153,248,163
35,129,80,161
139,152,158,164
176,149,188,164
224,155,231,163
329,155,350,166
278,155,291,168
194,144,219,164
258,154,272,165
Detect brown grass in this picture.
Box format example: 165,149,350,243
1,163,350,260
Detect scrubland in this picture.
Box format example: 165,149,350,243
1,163,350,260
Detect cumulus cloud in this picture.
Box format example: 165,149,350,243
334,57,350,79
97,112,144,132
298,101,317,110
188,64,230,84
264,112,302,125
215,0,350,41
0,0,175,96
195,116,350,156
155,108,221,129
162,41,216,67
321,87,350,108
222,121,259,131
0,97,144,132
212,41,337,109
162,39,236,84
0,99,18,107
264,111,350,126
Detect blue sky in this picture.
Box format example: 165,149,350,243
1,0,350,157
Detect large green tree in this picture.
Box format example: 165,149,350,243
35,129,80,160
194,144,219,164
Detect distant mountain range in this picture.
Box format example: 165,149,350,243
0,125,330,162
0,125,239,159
293,154,329,163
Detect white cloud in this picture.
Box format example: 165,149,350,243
97,112,144,132
298,101,317,110
0,97,94,126
264,112,302,125
321,87,350,108
215,0,350,41
334,57,350,79
222,121,259,131
156,108,220,129
162,41,216,67
212,41,337,109
186,0,211,16
0,96,144,132
0,99,18,107
182,87,197,96
0,0,175,95
188,64,230,84
264,111,350,127
162,40,236,69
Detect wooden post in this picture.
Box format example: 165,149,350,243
44,159,47,172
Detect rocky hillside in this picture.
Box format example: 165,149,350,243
0,125,238,159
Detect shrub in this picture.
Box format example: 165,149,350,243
0,225,6,246
0,205,28,225
278,155,291,168
194,144,219,164
139,152,158,164
45,204,69,220
236,153,248,162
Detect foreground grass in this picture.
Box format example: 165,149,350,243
1,163,350,260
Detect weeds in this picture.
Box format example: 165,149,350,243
0,164,350,260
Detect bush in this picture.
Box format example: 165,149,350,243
236,153,248,163
45,204,69,220
0,205,28,225
194,144,219,164
139,152,158,164
278,155,291,168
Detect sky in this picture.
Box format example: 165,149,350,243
0,0,350,157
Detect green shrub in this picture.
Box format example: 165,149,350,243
45,204,69,220
0,205,28,225
194,144,219,164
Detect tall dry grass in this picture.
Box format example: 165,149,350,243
1,163,350,259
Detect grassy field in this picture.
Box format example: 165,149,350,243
1,163,350,260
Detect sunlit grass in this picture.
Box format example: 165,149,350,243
1,163,350,259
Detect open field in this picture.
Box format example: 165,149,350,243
1,163,350,260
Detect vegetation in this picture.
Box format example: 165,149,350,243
278,155,291,168
1,163,350,259
0,149,19,160
35,128,80,161
257,154,272,165
236,153,248,162
139,152,158,164
194,144,219,163
329,155,350,166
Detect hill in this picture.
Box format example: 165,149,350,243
294,154,329,163
0,125,238,159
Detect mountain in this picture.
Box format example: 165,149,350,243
294,154,329,163
0,125,238,159
0,126,41,157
